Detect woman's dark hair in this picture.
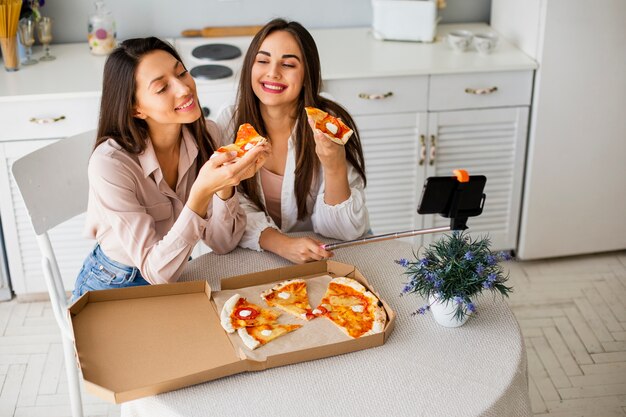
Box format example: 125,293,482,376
233,18,366,220
94,37,215,173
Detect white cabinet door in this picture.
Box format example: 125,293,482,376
354,112,426,239
422,107,529,250
0,140,94,297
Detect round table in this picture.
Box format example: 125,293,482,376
121,238,531,417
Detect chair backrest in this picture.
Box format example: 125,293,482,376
12,130,95,235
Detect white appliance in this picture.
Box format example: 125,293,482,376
372,0,438,42
174,36,252,120
491,0,626,259
0,217,11,300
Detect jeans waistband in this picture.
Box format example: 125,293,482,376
92,244,136,275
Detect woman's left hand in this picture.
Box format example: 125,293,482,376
308,117,346,172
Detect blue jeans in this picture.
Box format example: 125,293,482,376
72,245,149,301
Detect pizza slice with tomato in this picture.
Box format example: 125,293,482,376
220,294,281,333
313,277,386,338
215,123,267,158
305,106,353,145
237,323,303,350
260,279,315,321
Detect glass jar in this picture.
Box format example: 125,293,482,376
87,1,116,55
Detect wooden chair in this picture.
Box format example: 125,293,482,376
11,130,96,417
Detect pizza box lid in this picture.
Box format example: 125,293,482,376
69,260,395,403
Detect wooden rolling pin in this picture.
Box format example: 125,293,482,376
181,25,263,38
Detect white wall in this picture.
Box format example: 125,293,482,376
44,0,491,44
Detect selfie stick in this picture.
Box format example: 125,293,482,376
321,169,485,251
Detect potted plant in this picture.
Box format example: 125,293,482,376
397,231,512,327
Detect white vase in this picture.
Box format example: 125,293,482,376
428,295,472,327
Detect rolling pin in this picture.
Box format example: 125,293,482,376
181,25,263,38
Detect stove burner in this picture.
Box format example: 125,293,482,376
190,65,233,81
192,44,242,61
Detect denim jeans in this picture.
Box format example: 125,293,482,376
71,245,149,302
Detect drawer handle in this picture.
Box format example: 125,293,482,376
419,135,426,165
429,135,436,166
358,91,393,100
464,86,498,95
29,115,66,124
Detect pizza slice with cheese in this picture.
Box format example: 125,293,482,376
305,106,354,145
260,279,315,320
313,277,386,339
215,123,267,158
237,323,303,350
220,294,281,333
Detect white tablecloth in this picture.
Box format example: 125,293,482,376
121,237,531,417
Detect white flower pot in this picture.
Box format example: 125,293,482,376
428,295,472,327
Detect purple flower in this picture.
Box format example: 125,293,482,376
434,279,443,289
464,251,474,261
419,258,429,268
467,303,476,313
395,258,409,267
487,273,497,283
402,283,413,294
486,255,497,266
453,296,464,304
498,251,512,261
412,305,430,316
475,263,485,276
425,272,438,283
482,280,494,289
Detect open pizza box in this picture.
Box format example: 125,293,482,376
68,260,396,404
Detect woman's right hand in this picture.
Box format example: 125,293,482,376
187,143,269,215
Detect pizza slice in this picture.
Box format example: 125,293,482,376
220,294,281,333
305,106,354,145
260,279,315,320
313,277,386,339
214,123,267,158
237,323,303,350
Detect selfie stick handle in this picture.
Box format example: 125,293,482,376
322,226,451,251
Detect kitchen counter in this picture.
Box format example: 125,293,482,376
1,24,536,101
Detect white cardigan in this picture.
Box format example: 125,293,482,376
215,106,370,251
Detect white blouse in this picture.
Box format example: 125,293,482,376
215,106,370,251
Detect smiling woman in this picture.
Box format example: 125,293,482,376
216,19,369,265
71,37,270,300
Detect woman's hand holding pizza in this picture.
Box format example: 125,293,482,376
307,117,347,173
186,144,269,215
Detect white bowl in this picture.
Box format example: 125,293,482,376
447,30,473,52
474,32,499,55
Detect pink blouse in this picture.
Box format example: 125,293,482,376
84,120,246,285
259,166,284,228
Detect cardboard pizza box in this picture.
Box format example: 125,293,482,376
68,260,396,403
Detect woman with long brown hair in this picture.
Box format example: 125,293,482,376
72,37,268,299
216,19,369,264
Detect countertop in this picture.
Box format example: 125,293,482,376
0,23,537,101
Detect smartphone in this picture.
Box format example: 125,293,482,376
417,175,487,218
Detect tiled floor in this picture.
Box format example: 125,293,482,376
1,250,625,417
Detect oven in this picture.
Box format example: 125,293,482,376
174,36,253,120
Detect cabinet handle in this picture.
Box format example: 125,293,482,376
464,86,498,95
29,115,66,124
419,135,426,165
429,135,436,166
358,91,393,100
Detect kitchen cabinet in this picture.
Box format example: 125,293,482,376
325,69,532,250
492,0,626,259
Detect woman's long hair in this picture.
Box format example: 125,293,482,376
94,37,215,174
233,19,366,220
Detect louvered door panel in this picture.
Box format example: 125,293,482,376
0,140,93,296
423,107,529,250
354,112,426,237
